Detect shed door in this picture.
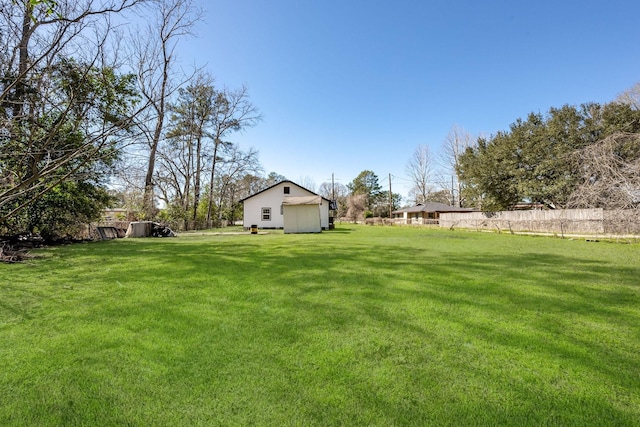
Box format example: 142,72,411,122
283,205,321,233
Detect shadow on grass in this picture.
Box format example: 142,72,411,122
92,235,639,423
273,250,636,424
2,232,639,425
325,226,355,233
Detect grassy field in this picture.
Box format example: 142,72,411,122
1,225,639,426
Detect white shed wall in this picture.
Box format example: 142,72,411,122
243,189,285,228
319,201,329,229
242,181,330,230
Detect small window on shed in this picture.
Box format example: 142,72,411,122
284,186,290,194
262,207,271,221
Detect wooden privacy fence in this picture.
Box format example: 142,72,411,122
390,218,440,225
439,209,640,235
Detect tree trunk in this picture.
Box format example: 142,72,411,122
192,127,204,222
205,138,220,226
143,109,164,219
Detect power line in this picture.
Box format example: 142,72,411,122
389,174,413,183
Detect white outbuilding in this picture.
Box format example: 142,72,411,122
240,180,330,233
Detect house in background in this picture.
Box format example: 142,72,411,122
240,180,330,233
392,202,474,225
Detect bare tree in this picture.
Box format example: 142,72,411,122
317,182,332,199
154,135,194,216
568,132,640,235
318,181,348,219
205,85,262,226
131,0,202,219
235,174,266,203
616,82,640,110
109,147,148,216
406,144,433,205
438,124,474,207
213,145,262,225
568,132,640,209
346,194,366,223
318,182,347,200
298,176,317,192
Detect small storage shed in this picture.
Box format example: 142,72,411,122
240,180,330,232
282,196,322,233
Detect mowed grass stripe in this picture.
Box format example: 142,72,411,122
1,226,638,426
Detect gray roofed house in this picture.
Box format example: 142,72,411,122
391,202,474,225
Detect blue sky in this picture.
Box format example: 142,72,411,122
180,0,640,198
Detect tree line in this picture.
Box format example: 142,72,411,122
0,0,438,235
1,0,401,237
2,1,638,240
402,86,640,213
457,101,640,211
0,0,270,239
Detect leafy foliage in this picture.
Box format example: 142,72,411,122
0,58,139,236
26,182,113,240
347,170,383,209
0,0,145,236
457,102,640,210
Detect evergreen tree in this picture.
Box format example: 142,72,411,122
347,170,383,213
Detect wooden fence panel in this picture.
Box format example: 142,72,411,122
439,209,639,235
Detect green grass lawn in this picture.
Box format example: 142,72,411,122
1,225,639,426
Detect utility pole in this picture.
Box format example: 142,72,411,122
332,173,335,201
451,175,455,207
388,173,392,218
330,173,336,229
